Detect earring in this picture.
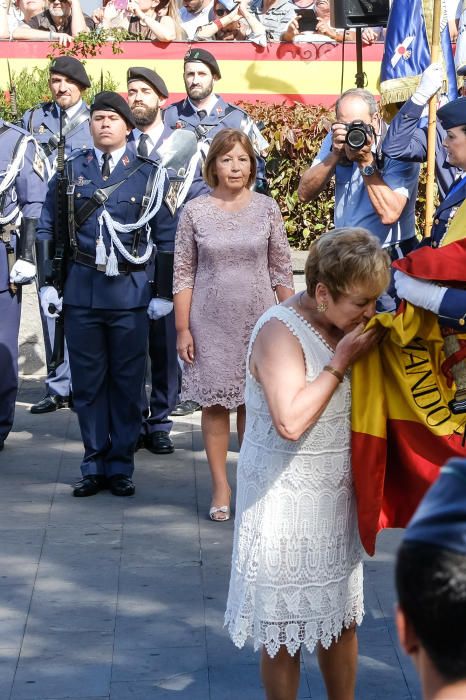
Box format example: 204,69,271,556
317,302,328,313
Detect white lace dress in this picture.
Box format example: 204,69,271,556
225,305,364,658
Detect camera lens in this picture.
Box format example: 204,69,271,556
345,125,367,150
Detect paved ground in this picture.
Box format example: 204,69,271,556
0,377,421,700
4,266,422,699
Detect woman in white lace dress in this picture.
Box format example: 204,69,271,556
225,228,390,699
173,129,294,521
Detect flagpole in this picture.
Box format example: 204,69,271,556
424,0,442,237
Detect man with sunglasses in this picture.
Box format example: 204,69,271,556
298,88,420,311
26,0,94,35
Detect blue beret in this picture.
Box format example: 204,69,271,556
184,48,221,79
437,97,466,130
127,67,169,99
91,91,136,129
49,56,91,89
404,458,466,554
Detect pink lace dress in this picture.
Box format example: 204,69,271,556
173,193,294,409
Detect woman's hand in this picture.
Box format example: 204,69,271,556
177,329,195,365
333,322,384,370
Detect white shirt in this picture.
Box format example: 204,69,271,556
93,144,127,175
133,122,165,154
179,0,213,39
64,99,84,121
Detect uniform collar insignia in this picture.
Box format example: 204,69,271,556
122,154,130,166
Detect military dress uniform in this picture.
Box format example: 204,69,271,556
0,121,47,448
36,94,177,494
21,57,92,413
163,95,268,200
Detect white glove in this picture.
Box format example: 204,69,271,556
9,259,36,284
147,298,174,320
412,63,443,106
394,270,447,313
39,286,63,319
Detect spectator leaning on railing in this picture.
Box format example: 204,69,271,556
26,0,94,36
249,0,298,42
0,0,72,41
194,0,266,45
179,0,212,39
97,0,184,41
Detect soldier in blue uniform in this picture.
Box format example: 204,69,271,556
162,47,268,201
127,66,181,455
22,56,92,415
382,63,465,202
0,122,48,450
394,97,466,330
36,92,177,497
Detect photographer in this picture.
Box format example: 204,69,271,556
298,88,420,311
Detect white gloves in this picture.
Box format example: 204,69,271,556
9,259,36,284
147,298,174,320
412,63,443,106
394,270,447,313
39,286,63,319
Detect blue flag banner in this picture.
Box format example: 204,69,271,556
380,0,457,118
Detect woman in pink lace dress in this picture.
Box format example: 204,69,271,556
173,129,294,521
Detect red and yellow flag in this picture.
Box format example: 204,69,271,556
352,305,465,556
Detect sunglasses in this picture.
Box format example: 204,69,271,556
215,7,229,15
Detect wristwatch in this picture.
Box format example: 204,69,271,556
360,161,377,177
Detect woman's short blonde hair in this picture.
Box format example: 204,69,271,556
203,129,257,188
305,227,391,299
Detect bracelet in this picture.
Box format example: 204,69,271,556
213,18,223,29
323,364,344,383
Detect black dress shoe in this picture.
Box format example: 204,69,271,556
109,474,135,497
0,440,4,452
170,400,201,417
145,431,174,454
73,475,108,498
30,394,70,414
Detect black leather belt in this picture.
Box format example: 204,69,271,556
72,249,146,273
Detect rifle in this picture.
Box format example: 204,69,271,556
49,110,68,370
7,60,20,127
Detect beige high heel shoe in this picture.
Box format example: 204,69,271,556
209,488,232,522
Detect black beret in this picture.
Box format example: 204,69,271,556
457,64,466,77
184,48,221,79
437,96,466,129
127,67,169,99
49,56,91,89
90,91,136,129
404,458,466,555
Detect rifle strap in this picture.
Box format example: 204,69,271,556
73,159,148,229
41,110,90,157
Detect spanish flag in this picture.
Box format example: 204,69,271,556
352,213,466,556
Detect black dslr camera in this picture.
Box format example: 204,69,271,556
345,120,374,150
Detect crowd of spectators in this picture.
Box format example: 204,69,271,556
0,0,391,45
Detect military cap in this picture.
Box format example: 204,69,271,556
457,64,466,77
437,96,466,129
91,91,136,129
403,458,466,555
184,48,221,79
127,66,169,99
49,56,91,89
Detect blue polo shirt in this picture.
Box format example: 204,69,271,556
313,132,420,246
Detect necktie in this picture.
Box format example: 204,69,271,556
101,152,111,179
197,109,207,120
138,133,150,157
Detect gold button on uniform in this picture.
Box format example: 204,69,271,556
460,318,465,327
434,218,439,225
130,196,135,202
432,241,438,248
